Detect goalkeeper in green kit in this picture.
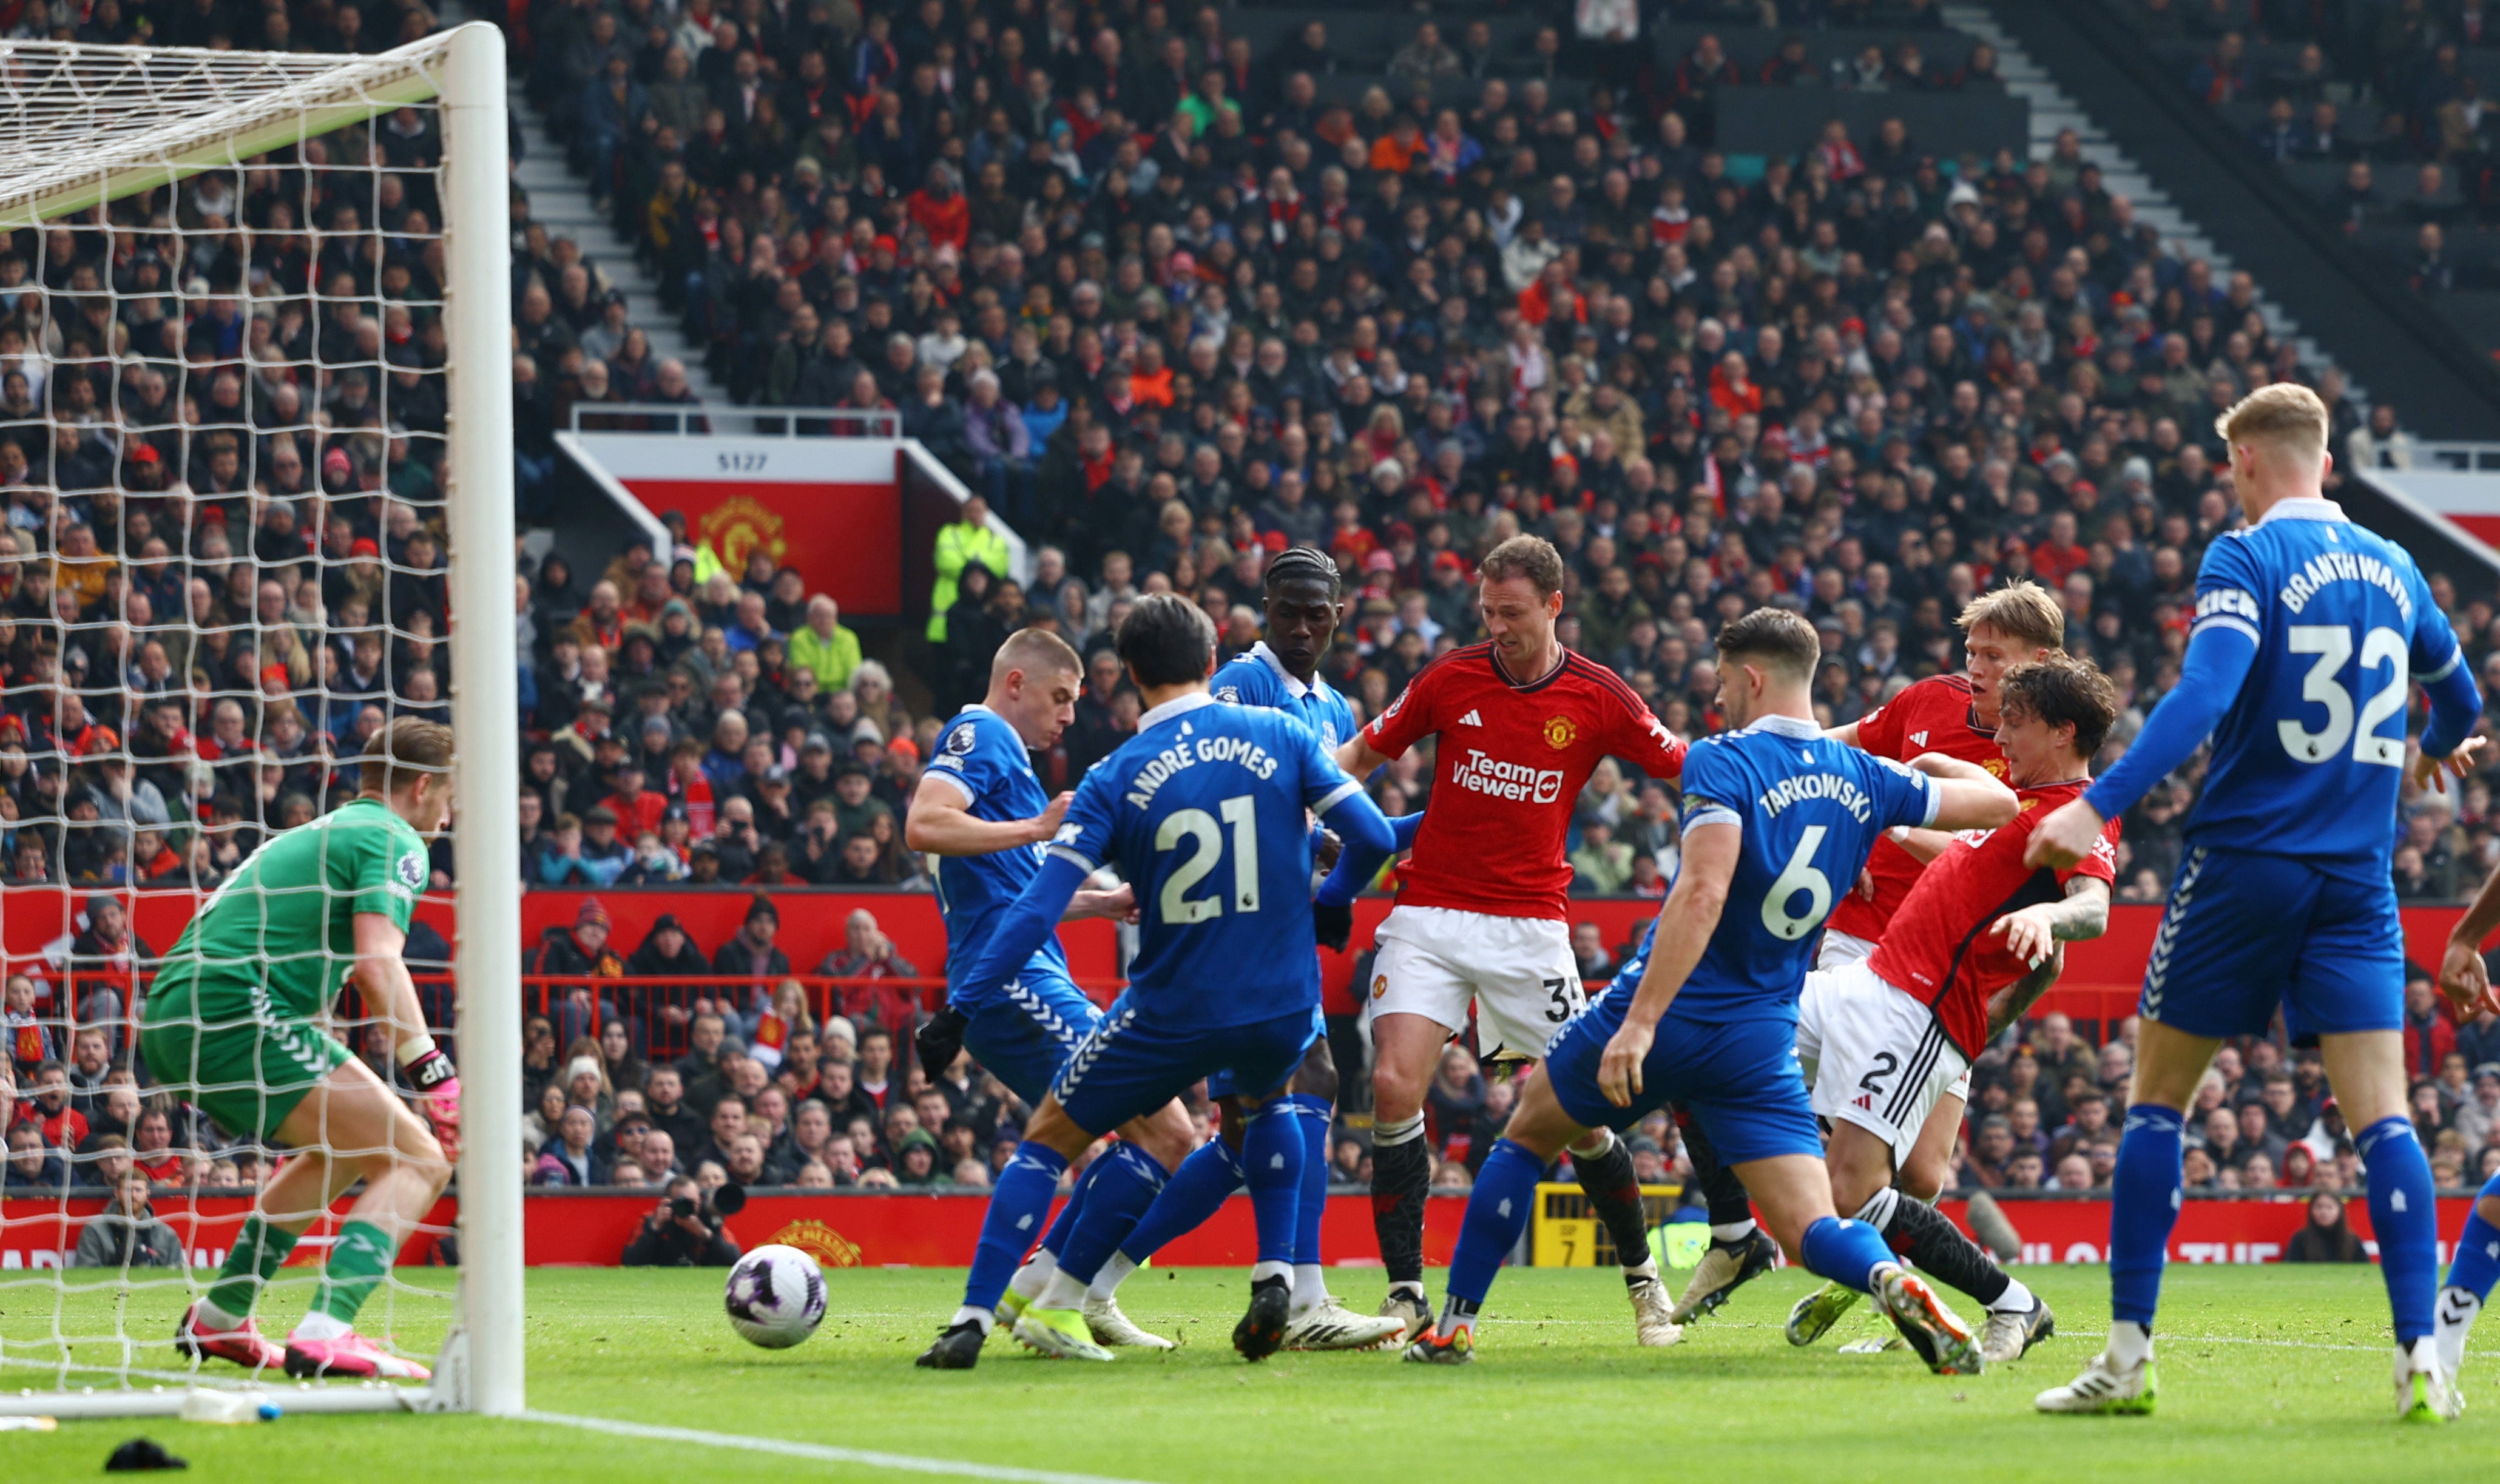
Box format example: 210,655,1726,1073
146,718,462,1381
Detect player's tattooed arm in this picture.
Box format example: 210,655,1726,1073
1988,877,2110,970
1985,945,2067,1039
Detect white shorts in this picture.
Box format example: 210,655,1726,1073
1795,960,1971,1170
1816,928,1969,1103
1367,905,1582,1061
1816,929,1876,970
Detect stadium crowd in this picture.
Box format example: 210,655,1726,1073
15,0,2500,1233
2146,0,2500,361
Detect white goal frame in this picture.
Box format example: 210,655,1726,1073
0,22,519,1419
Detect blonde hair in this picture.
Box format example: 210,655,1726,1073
1956,582,2066,653
2215,383,2328,464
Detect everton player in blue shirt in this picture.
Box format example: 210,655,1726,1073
928,594,1395,1364
1081,548,1407,1353
1397,609,2021,1371
907,627,1197,1370
2029,385,2484,1422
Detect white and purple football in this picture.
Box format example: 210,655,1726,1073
723,1244,827,1349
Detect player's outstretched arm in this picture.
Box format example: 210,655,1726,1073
1882,825,1955,865
1906,753,2019,832
950,854,1091,1001
1986,946,2066,1040
1597,820,1739,1107
904,772,1072,856
1823,719,1863,749
1311,786,1396,951
352,912,459,1151
2441,859,2500,1020
2031,623,2257,868
1334,734,1391,780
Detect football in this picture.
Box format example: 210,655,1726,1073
723,1245,828,1349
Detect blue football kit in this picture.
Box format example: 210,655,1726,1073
2073,496,2482,1355
1539,715,1942,1160
1203,641,1353,1098
947,690,1393,1318
924,704,1101,1104
1430,712,1945,1335
2086,499,2478,1039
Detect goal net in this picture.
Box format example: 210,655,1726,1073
0,25,519,1418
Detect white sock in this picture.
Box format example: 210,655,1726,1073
1623,1258,1660,1284
2436,1287,2481,1375
1388,1278,1427,1300
1711,1220,1757,1243
1008,1250,1057,1301
1035,1267,1088,1312
1087,1252,1138,1302
2106,1319,2152,1369
290,1310,352,1343
1988,1277,2036,1315
195,1297,246,1331
950,1304,996,1334
1292,1263,1330,1315
1251,1259,1292,1286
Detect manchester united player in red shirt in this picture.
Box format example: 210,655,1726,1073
1334,536,1689,1344
1780,655,2120,1364
1674,582,2067,1324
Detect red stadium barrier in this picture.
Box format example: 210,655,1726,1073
0,1192,2475,1270
0,888,2485,1051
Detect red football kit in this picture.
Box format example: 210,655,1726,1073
1867,778,2121,1060
1365,643,1686,921
1825,673,2008,945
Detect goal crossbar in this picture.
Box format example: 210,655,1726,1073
0,32,461,230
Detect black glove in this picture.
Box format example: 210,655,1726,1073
1312,900,1354,954
915,1003,970,1081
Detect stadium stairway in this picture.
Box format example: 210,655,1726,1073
441,0,729,406
1940,2,2367,411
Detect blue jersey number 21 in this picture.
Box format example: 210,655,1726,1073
1155,794,1262,923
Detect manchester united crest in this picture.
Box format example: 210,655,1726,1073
1542,715,1578,750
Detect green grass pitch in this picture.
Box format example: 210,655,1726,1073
2,1264,2491,1480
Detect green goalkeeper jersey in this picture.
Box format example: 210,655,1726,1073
146,797,429,1028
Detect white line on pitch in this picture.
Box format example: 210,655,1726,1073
522,1411,1163,1484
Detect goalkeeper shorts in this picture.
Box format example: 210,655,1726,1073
139,1010,353,1142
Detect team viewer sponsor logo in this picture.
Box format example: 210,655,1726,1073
1452,748,1564,803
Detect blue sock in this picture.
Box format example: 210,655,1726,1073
1243,1101,1303,1266
1446,1139,1543,1306
1037,1150,1112,1260
2445,1172,2500,1302
1054,1142,1169,1288
964,1142,1068,1313
1118,1136,1244,1264
1800,1216,1896,1294
1288,1094,1332,1267
2357,1115,2438,1346
2109,1104,2186,1328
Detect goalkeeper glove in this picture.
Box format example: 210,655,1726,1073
916,1003,970,1081
400,1040,462,1158
1311,900,1354,954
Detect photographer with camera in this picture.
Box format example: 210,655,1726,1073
621,1173,744,1266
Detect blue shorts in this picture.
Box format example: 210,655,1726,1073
1204,1006,1326,1099
957,962,1102,1107
1541,987,1823,1166
1053,1001,1316,1135
2140,844,2404,1042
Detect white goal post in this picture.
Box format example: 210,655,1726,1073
0,23,518,1418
